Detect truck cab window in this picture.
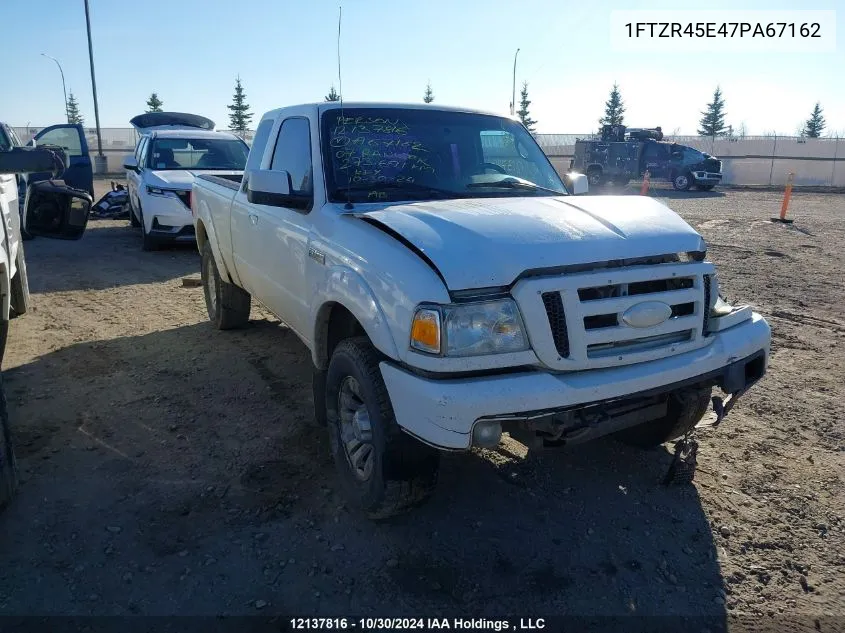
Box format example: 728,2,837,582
270,118,313,196
246,118,274,172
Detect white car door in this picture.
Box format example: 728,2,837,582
230,117,314,339
0,171,19,279
127,136,146,211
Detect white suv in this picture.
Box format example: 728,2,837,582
123,113,249,250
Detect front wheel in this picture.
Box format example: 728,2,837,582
201,241,251,330
587,168,604,187
129,198,141,227
326,337,439,519
672,172,693,191
615,387,712,448
10,244,31,318
138,204,159,251
0,371,19,511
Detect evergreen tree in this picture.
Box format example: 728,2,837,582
227,76,253,136
423,81,434,104
517,81,537,132
598,83,625,127
66,91,83,125
325,85,340,102
802,102,825,138
698,86,728,137
145,92,163,113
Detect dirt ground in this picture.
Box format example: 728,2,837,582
0,181,843,625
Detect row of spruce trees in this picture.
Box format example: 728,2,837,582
64,77,829,140
592,83,827,139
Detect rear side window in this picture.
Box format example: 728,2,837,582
270,118,313,196
245,118,275,172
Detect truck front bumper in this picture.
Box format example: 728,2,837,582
692,171,722,185
380,312,770,450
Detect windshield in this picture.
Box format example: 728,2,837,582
321,108,567,203
148,137,248,171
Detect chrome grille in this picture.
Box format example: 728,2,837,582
541,292,570,358
513,261,716,371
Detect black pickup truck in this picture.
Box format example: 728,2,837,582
571,126,723,191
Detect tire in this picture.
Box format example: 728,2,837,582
586,168,604,187
201,241,251,330
671,172,693,191
696,184,716,191
18,196,34,241
616,387,712,448
138,204,159,251
129,198,141,227
325,337,439,519
313,367,328,426
0,370,19,511
10,244,31,318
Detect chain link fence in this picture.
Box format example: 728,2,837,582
12,126,843,186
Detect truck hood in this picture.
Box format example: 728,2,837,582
147,169,243,190
356,196,705,290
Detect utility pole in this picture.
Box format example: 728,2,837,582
41,54,69,123
83,0,106,174
510,48,520,116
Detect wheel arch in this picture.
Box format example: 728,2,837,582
311,270,400,370
195,216,233,284
0,260,10,322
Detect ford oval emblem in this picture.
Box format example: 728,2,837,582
621,301,673,328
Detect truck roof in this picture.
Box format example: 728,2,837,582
261,102,517,121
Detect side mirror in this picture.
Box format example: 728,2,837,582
123,155,138,171
565,172,589,195
24,181,92,240
246,169,312,211
0,146,66,177
247,169,291,205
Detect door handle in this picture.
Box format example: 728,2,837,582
248,213,258,225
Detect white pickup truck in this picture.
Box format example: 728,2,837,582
192,102,770,518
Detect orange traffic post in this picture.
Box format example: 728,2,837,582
771,172,795,223
640,170,651,195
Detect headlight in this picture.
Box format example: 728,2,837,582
146,185,175,196
410,299,529,357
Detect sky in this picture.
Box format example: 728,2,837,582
2,0,842,136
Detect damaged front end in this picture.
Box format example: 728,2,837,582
485,349,766,453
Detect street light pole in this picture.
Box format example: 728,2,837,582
83,0,106,173
510,48,520,116
41,53,69,123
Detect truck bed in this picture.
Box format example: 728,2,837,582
196,173,242,190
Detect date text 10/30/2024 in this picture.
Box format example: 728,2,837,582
289,618,546,630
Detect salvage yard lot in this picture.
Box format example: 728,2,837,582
1,182,843,620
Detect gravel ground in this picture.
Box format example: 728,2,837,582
0,181,842,626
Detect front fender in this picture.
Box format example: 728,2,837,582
194,196,233,284
310,265,399,369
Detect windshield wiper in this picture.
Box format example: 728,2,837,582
466,178,564,195
338,182,458,198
